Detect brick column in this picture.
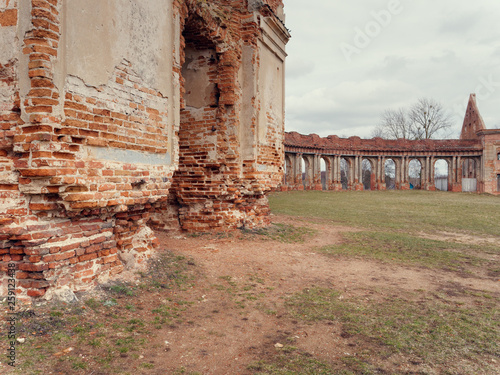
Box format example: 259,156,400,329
295,153,303,190
313,154,322,190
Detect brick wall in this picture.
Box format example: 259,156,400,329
167,0,286,231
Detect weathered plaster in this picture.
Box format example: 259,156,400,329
63,0,173,94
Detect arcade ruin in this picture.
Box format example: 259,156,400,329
284,94,500,195
0,0,290,299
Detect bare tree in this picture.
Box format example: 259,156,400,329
373,108,413,139
408,98,453,140
375,98,453,140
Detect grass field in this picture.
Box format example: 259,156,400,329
269,190,500,236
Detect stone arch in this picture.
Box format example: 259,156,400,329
408,159,422,189
434,159,449,191
341,157,350,190
302,155,314,189
384,159,396,190
362,158,374,190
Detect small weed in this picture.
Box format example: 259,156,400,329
103,282,135,296
126,318,145,332
70,358,87,370
84,298,100,310
248,351,333,374
173,367,202,375
89,338,101,347
208,330,225,337
249,274,265,284
102,299,118,307
72,324,89,334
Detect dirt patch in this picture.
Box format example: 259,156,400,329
418,230,500,248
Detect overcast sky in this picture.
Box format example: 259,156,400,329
283,0,500,139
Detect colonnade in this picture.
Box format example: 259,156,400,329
284,152,482,192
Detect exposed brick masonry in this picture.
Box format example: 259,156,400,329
1,0,289,299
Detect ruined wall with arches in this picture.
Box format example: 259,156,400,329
283,95,500,195
283,133,490,193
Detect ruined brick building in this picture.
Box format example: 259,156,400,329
284,94,500,195
1,0,290,298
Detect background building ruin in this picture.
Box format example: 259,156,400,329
284,94,500,195
0,0,290,299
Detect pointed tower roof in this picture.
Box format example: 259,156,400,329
460,94,486,140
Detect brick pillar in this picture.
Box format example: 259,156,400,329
377,156,386,190
313,155,322,190
401,156,410,190
353,156,362,190
295,153,303,190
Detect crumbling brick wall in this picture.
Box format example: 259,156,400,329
159,0,289,231
0,0,289,299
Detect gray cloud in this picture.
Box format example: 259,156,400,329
283,0,500,139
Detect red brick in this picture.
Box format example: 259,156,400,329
0,9,17,27
27,288,47,297
18,262,49,272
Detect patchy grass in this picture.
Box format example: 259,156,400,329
240,223,316,243
5,250,197,375
269,190,500,236
248,351,334,374
212,273,269,310
284,287,499,374
320,231,490,273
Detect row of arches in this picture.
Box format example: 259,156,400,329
284,153,480,192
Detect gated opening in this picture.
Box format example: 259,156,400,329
384,159,396,189
497,174,500,192
435,159,449,191
462,158,477,192
301,156,309,189
320,158,327,190
409,159,422,189
362,159,372,190
341,158,349,190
